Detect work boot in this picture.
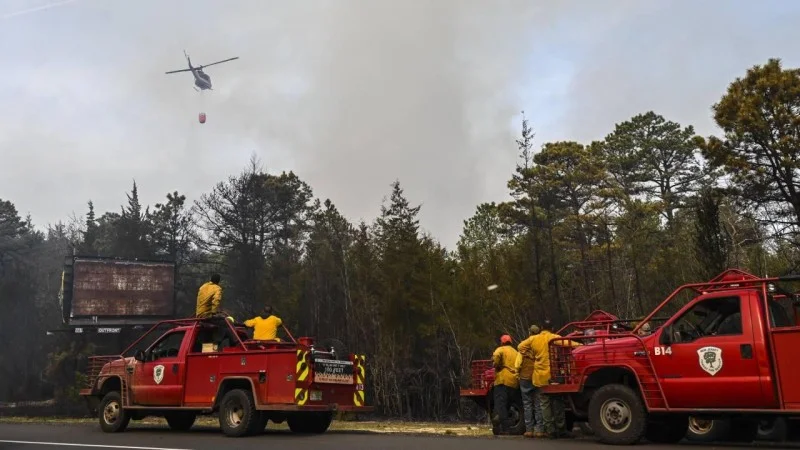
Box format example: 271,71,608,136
533,431,547,438
556,430,574,439
523,431,535,438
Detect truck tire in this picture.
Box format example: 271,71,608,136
686,417,729,442
757,417,788,442
219,389,260,437
165,412,196,431
645,415,688,444
588,384,646,445
98,391,130,433
287,411,334,434
459,397,482,421
491,394,525,435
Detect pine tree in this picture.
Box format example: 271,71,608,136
79,201,98,255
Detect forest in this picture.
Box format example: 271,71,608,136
1,57,800,419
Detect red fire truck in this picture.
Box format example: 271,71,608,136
541,269,800,445
79,316,372,437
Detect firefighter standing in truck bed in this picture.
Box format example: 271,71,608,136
491,334,519,434
244,305,283,341
195,274,223,318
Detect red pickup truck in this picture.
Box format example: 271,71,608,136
541,269,800,445
79,316,373,437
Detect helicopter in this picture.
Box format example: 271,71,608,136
165,50,239,91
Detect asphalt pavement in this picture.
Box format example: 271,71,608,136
0,422,794,450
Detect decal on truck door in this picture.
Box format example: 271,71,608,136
154,364,165,384
697,346,723,376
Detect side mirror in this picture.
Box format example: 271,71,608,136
134,350,146,362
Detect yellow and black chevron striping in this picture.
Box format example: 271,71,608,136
296,349,309,383
295,387,308,405
353,354,366,406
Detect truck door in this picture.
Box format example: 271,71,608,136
132,329,189,406
650,292,765,409
183,325,223,406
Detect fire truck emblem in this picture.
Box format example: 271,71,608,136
697,346,722,376
154,365,165,384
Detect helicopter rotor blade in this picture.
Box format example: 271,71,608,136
197,56,239,69
165,68,193,74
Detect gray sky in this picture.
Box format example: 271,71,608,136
2,0,800,249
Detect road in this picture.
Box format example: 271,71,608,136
0,423,793,450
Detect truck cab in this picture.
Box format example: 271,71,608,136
542,269,800,445
80,316,372,437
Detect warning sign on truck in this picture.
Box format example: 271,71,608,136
313,359,354,384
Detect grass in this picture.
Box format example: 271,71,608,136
0,416,494,437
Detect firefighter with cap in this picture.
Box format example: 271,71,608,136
529,320,582,438
514,324,541,438
491,334,519,434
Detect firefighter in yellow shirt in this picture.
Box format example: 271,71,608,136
491,334,519,434
195,274,223,318
516,325,541,438
529,320,581,438
244,305,283,341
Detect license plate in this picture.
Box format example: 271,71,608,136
310,391,322,401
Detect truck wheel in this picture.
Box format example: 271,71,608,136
459,397,482,421
491,395,525,435
98,392,130,433
686,417,729,442
645,415,688,444
165,412,196,431
588,384,646,445
219,389,260,437
757,417,788,442
287,412,334,434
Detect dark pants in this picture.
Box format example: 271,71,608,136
493,385,511,429
538,390,567,435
